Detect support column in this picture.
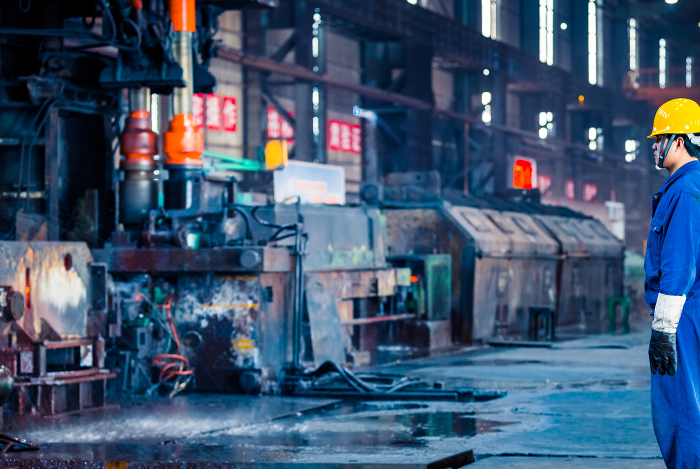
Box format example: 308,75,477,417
293,1,326,163
403,42,434,172
463,122,471,195
490,71,508,194
362,115,378,184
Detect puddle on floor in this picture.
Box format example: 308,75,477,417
209,401,512,448
446,359,544,367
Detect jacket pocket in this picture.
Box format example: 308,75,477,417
648,217,664,262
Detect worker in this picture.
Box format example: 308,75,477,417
645,98,700,468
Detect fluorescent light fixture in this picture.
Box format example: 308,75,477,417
589,128,597,141
482,0,491,37
588,0,597,85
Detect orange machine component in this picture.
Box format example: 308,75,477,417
169,0,196,32
163,114,204,164
120,111,157,163
130,0,143,8
512,159,534,190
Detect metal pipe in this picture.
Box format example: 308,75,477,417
172,31,193,116
292,229,304,371
129,87,151,114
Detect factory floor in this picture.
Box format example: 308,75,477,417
1,328,663,468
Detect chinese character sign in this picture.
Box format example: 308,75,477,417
206,94,221,131
328,120,341,151
267,106,294,140
327,120,361,154
340,122,352,152
583,183,597,202
350,124,361,153
223,97,237,132
192,93,204,128
566,180,575,200
281,115,294,139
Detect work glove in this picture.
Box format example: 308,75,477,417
649,329,677,376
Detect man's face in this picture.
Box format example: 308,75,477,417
653,135,667,168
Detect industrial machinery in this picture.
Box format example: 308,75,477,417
0,242,113,416
0,0,626,409
378,174,625,344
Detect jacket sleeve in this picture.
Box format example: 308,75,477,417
653,191,700,333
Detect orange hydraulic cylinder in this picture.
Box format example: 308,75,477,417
164,0,202,165
120,110,157,165
169,0,196,32
163,114,204,164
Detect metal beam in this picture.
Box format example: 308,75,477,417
307,0,649,124
217,47,658,174
217,45,433,110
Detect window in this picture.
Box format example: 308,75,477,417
659,39,667,89
482,0,497,39
687,57,693,88
539,112,554,139
539,0,554,66
588,0,597,85
629,19,637,71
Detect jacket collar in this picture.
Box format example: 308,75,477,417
660,160,700,194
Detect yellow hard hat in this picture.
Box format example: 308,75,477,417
648,98,700,138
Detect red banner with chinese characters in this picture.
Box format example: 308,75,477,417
267,106,294,140
206,94,221,131
328,119,361,154
193,93,204,129
193,94,237,133
223,97,237,132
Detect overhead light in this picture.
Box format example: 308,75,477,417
483,69,490,76
407,0,418,4
561,23,568,30
665,0,678,3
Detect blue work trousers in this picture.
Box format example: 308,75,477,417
652,296,700,468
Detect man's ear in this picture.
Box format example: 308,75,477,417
677,136,685,151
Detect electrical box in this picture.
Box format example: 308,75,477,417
388,254,452,321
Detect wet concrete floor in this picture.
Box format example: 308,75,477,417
1,330,664,468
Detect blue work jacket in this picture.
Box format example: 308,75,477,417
645,160,700,310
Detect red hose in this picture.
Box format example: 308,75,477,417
152,300,194,384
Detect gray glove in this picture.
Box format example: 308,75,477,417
649,329,677,376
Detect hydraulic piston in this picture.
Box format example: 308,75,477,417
163,0,204,211
119,87,158,227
